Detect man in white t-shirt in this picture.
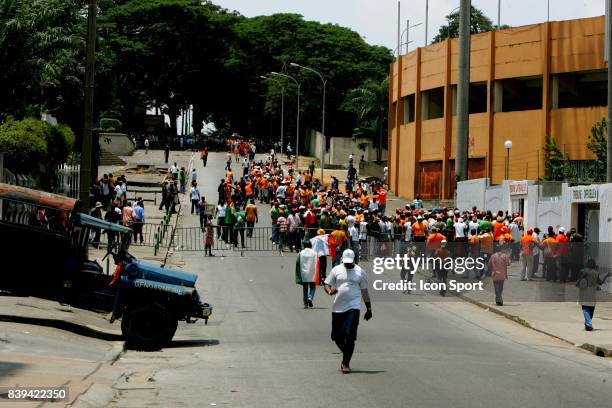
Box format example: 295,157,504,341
324,249,372,374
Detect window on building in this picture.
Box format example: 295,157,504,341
494,76,543,112
552,70,607,109
421,87,444,120
403,94,415,123
452,82,488,115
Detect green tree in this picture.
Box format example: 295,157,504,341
433,6,507,43
542,136,577,181
584,118,608,182
341,77,389,162
0,0,85,127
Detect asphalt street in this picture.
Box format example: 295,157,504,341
107,151,612,408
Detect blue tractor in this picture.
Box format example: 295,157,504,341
0,183,212,350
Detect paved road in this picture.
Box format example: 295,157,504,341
0,322,122,407
110,151,612,408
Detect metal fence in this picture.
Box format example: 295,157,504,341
56,163,80,198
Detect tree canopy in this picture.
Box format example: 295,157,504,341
1,0,393,151
433,5,509,43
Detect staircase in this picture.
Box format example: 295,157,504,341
99,149,126,166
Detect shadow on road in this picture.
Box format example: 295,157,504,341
348,370,386,375
0,361,28,381
167,339,220,348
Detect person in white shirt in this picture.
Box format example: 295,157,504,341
189,183,201,214
191,169,197,183
468,216,480,238
324,249,372,374
144,138,149,154
404,220,413,242
297,241,318,308
216,203,227,240
348,223,360,264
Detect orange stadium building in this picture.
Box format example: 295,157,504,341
388,15,607,200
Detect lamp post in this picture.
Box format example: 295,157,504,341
271,72,301,171
290,63,326,183
504,140,513,180
261,75,285,157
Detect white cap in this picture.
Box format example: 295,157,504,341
558,227,566,233
342,249,355,264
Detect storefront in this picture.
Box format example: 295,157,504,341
508,181,528,216
569,185,600,263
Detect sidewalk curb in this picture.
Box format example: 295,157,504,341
453,292,612,358
0,314,123,342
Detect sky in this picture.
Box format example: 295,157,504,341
211,0,604,51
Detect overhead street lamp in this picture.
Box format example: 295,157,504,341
504,140,513,180
271,72,301,171
261,75,285,157
290,62,327,184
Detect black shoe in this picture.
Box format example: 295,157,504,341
496,301,503,306
304,304,308,309
308,299,313,308
586,326,594,331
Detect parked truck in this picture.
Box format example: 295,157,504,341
0,183,212,350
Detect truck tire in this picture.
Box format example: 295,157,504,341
121,303,178,351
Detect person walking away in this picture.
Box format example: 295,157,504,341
144,137,149,154
198,196,207,230
164,143,170,164
577,259,611,331
478,227,494,279
189,182,201,215
217,202,226,240
488,242,512,306
179,167,187,194
233,209,246,248
569,230,584,281
287,210,302,252
309,161,315,177
90,202,103,248
311,229,330,284
531,227,542,278
324,249,372,374
520,229,535,281
204,215,215,256
133,198,145,244
348,221,360,265
201,147,208,167
541,232,558,282
296,241,319,308
245,199,258,238
277,210,288,251
121,202,136,244
555,227,570,283
433,241,451,296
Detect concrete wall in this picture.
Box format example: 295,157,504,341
456,178,487,211
304,131,387,167
99,133,135,156
484,186,504,213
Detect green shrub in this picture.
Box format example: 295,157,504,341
0,118,75,173
99,118,123,132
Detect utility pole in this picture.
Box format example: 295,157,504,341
424,0,429,46
455,0,471,187
608,0,612,182
497,0,501,30
79,0,97,211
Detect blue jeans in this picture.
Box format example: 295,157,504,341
302,283,316,305
582,305,595,328
271,223,279,244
